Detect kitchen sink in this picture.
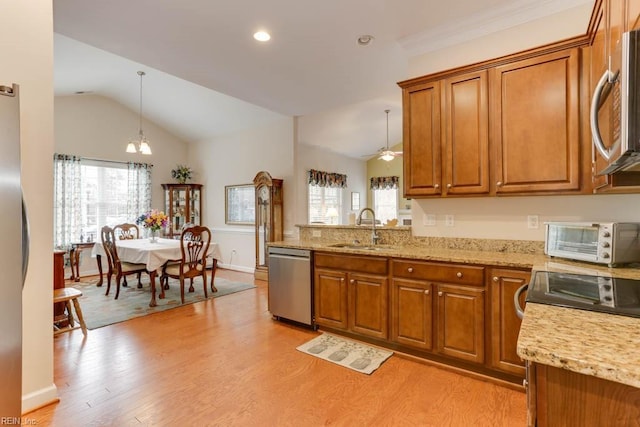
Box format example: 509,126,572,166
327,243,382,251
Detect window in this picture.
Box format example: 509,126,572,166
80,163,131,242
308,185,342,224
373,188,398,224
307,169,347,225
54,155,152,248
370,176,399,224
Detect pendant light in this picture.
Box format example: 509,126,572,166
126,71,152,155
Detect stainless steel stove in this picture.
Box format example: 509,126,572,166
525,271,640,318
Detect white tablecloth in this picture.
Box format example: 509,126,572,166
92,238,220,272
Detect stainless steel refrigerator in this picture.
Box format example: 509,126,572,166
0,83,25,420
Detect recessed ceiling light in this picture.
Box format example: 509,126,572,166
253,31,271,42
357,35,374,46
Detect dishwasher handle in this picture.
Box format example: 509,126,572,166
514,284,528,320
269,253,310,262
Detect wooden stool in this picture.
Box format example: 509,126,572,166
53,288,88,336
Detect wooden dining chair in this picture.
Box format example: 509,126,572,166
161,225,211,304
100,225,149,300
113,223,143,288
114,223,139,240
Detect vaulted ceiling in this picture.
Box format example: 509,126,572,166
53,0,593,158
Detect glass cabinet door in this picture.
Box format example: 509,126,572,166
163,184,203,238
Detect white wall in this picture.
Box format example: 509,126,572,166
55,94,189,210
55,94,190,276
3,0,57,413
295,143,368,228
405,3,640,241
189,117,294,271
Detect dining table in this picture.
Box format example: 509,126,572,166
92,237,220,307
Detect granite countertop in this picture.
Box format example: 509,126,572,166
269,239,548,269
517,302,640,388
270,239,640,388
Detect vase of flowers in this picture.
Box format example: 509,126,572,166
171,164,193,184
136,209,169,242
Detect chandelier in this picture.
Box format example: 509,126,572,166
126,71,152,155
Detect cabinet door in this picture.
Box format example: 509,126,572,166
490,268,530,376
443,70,490,195
390,278,433,350
436,283,485,364
490,48,581,194
348,273,388,339
314,268,348,330
403,80,442,197
628,0,640,30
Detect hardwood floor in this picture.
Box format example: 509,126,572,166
28,269,526,426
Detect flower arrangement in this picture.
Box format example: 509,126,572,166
136,209,169,232
171,164,193,184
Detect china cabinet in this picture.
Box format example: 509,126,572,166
253,171,283,281
162,183,202,238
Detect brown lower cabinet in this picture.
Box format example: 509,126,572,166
314,252,529,383
530,363,640,427
435,283,485,364
314,252,388,340
490,268,530,376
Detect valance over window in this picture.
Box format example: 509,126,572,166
370,176,399,190
308,169,347,188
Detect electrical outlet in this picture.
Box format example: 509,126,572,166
423,214,436,226
445,215,454,227
527,215,539,229
312,230,321,238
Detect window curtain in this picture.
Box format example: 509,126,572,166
308,169,348,188
370,176,399,190
127,162,153,220
53,154,82,250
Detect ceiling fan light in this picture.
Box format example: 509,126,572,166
380,152,395,161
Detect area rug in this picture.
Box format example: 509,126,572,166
71,276,256,330
297,333,393,375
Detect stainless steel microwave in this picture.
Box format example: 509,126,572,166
590,28,640,175
545,222,640,267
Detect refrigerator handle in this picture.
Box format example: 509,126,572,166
22,193,29,288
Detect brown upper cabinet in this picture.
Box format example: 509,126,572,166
402,71,489,197
490,48,581,194
398,0,640,198
400,45,585,198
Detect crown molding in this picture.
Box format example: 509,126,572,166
398,0,593,57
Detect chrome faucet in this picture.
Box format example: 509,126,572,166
356,208,380,245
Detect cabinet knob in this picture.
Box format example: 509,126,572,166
493,276,499,282
424,289,430,295
456,272,463,278
340,278,345,282
496,181,503,187
407,267,414,273
438,291,443,297
446,183,452,189
434,184,440,189
350,279,355,284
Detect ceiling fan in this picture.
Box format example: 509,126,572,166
363,109,402,161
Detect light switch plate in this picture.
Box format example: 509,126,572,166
527,215,539,229
445,215,454,227
423,214,436,226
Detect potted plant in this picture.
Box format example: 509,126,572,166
171,164,193,184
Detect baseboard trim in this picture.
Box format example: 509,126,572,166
22,383,58,415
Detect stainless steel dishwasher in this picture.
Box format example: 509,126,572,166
268,246,314,328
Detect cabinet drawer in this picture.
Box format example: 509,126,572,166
315,252,388,275
392,259,484,286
